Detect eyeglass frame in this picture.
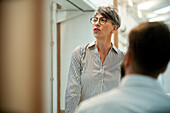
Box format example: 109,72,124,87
90,17,113,25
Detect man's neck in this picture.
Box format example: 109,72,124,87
125,70,159,79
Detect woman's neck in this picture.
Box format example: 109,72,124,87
95,39,111,53
95,39,112,64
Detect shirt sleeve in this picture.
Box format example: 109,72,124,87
65,46,82,113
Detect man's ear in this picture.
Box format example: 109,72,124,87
161,65,168,74
124,50,131,68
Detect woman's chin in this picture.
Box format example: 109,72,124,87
94,36,103,40
94,34,101,39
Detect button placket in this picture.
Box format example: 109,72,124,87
100,67,104,72
101,67,104,83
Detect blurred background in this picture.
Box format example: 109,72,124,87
0,0,170,113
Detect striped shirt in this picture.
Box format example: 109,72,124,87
65,41,125,113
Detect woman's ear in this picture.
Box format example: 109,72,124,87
113,25,117,31
112,25,117,34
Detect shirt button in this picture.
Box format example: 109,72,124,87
100,68,104,72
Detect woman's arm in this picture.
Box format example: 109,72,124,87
65,46,82,113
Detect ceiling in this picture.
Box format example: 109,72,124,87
120,0,170,27
55,0,170,28
55,0,95,12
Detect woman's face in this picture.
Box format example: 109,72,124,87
92,13,116,40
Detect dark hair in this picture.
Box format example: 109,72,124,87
128,22,170,75
121,62,125,79
94,6,121,29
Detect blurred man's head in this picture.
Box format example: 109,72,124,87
124,22,170,78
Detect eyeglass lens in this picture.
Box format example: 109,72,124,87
90,17,107,25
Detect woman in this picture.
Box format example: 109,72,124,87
65,6,125,113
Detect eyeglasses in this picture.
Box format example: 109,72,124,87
90,17,108,25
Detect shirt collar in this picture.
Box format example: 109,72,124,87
87,41,118,54
120,74,163,92
87,41,96,48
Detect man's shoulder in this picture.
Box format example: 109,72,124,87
76,89,122,112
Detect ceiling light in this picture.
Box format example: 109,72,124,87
137,10,143,18
154,6,170,14
147,13,157,18
128,0,133,7
148,16,168,22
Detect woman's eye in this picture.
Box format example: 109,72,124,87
101,19,106,22
93,19,98,22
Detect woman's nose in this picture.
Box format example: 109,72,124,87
94,19,100,25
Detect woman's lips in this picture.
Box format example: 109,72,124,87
93,28,101,33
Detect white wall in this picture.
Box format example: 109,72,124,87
118,3,138,52
60,12,94,110
43,1,59,113
42,0,52,113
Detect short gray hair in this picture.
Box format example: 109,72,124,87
94,6,121,29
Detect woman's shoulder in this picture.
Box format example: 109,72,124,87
111,43,125,56
72,45,82,53
114,49,125,60
72,43,89,56
117,49,125,55
112,45,125,56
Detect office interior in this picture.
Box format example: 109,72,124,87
0,0,170,113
